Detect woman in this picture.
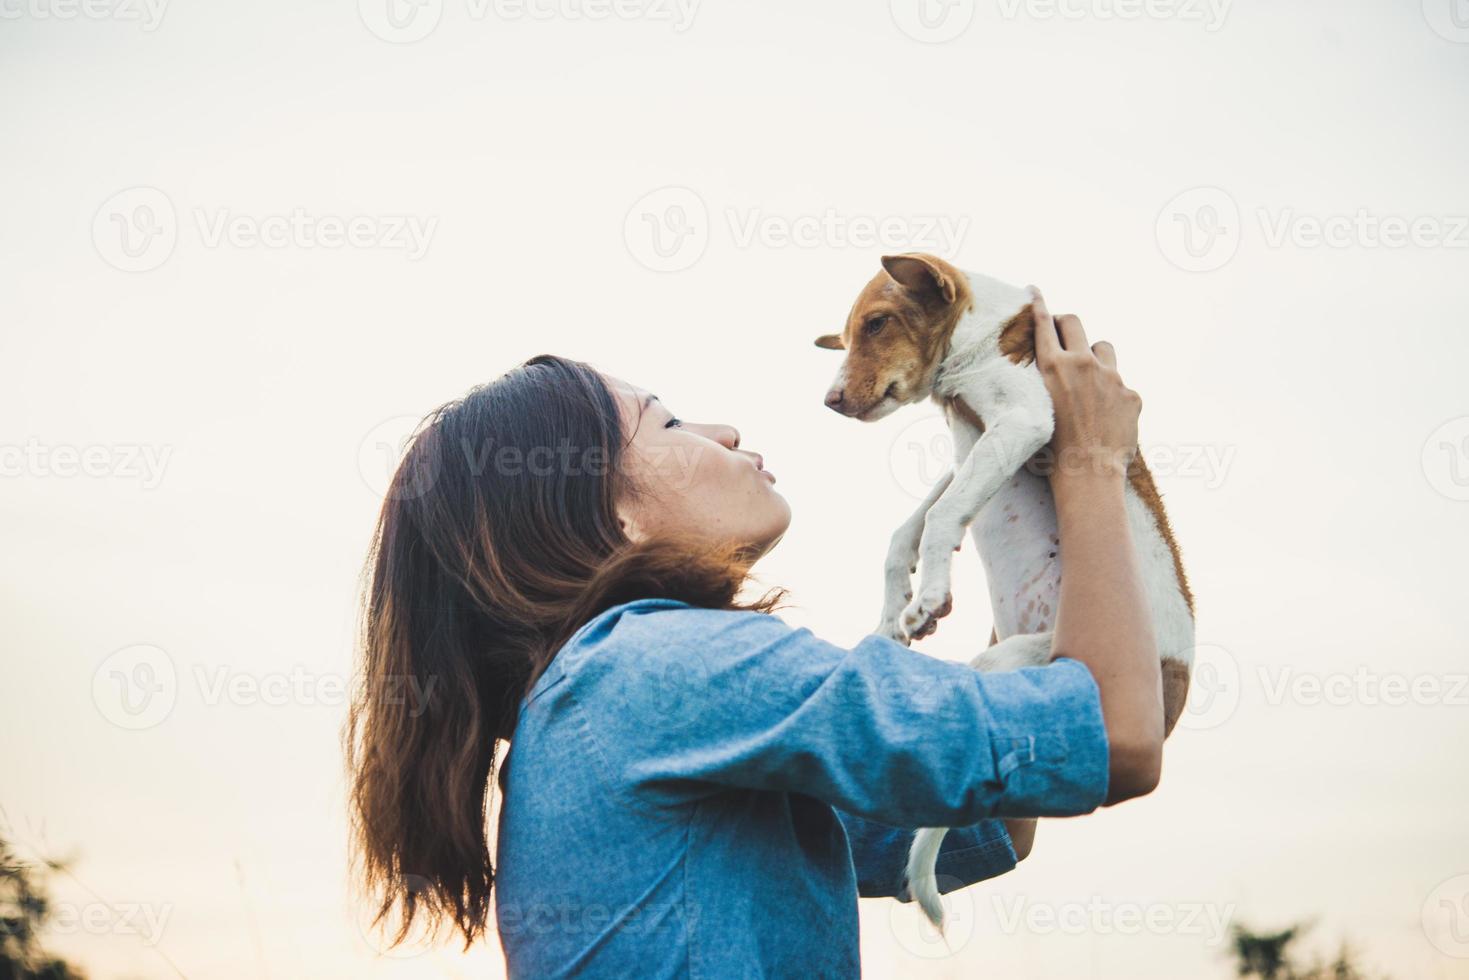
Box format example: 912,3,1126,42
346,292,1165,976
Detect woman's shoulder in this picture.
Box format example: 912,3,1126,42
528,599,792,703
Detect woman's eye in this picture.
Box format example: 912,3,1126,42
865,315,888,336
664,417,683,429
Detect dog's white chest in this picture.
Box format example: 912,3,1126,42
974,468,1062,639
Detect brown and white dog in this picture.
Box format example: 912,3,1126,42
816,254,1194,927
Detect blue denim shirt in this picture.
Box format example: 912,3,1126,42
495,599,1109,978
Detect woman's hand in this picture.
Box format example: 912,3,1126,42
1030,289,1142,483
1028,289,1164,805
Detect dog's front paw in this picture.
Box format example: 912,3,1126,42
900,586,953,641
876,591,913,646
876,575,914,645
876,615,911,646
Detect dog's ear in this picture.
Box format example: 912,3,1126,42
814,333,845,350
881,254,957,304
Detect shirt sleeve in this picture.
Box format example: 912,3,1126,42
836,810,1018,900
562,605,1110,827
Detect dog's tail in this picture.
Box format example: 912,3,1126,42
905,826,949,930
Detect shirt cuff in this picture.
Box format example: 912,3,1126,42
976,656,1111,817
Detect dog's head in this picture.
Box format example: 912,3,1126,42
815,253,971,421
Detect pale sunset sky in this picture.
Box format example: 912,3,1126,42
3,0,1468,977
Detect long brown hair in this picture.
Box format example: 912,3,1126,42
345,354,783,949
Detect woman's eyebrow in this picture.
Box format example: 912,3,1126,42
643,394,660,409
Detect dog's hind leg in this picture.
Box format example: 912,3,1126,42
905,632,1057,929
970,632,1054,673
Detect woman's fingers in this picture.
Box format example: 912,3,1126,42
1056,314,1089,352
1030,292,1119,378
1029,287,1061,361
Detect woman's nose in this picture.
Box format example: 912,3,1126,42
688,422,740,449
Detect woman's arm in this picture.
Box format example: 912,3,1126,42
1003,816,1035,859
561,602,1111,828
985,628,1038,853
1030,291,1165,803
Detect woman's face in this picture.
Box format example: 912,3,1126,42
606,375,791,555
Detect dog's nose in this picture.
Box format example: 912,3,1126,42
825,388,845,412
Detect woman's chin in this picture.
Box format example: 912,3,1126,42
753,498,792,556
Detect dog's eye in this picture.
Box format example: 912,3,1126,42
865,315,889,336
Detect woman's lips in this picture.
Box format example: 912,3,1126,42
752,454,775,484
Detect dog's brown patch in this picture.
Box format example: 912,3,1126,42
944,393,986,434
1127,453,1194,616
1162,658,1191,737
997,303,1037,366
